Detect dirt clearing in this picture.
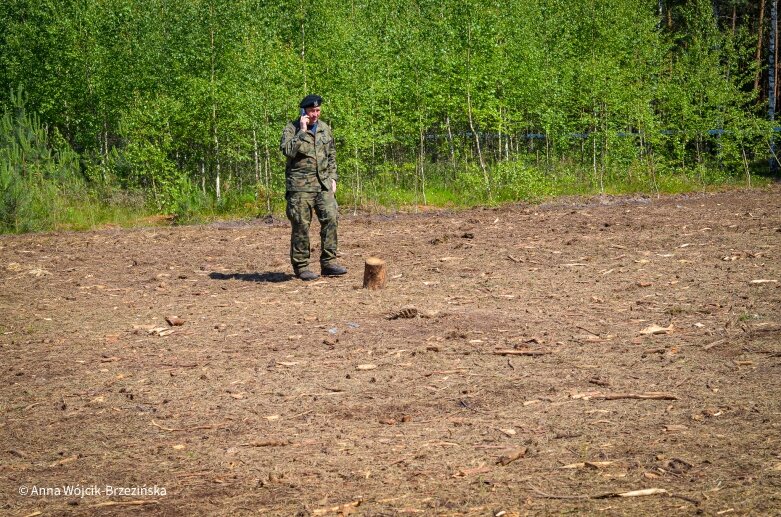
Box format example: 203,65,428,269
1,187,780,516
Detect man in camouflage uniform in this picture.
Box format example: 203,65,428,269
280,94,347,280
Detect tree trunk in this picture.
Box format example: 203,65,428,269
354,144,360,215
419,123,427,206
445,115,456,178
253,128,260,187
300,11,307,92
770,0,779,103
756,0,767,94
467,90,489,197
363,257,387,290
466,24,490,199
210,22,220,202
770,0,779,174
264,108,272,214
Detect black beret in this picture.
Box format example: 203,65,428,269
299,94,323,109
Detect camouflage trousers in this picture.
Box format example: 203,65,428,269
285,191,339,273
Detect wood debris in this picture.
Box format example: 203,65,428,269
452,465,491,477
497,447,527,466
639,324,674,336
312,500,362,516
387,305,419,319
91,500,159,508
49,454,79,467
560,461,614,469
165,315,186,326
531,486,677,501
493,349,549,356
572,391,678,401
150,420,230,432
242,439,291,447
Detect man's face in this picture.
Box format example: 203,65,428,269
305,106,321,124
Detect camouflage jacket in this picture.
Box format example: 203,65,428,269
280,120,337,192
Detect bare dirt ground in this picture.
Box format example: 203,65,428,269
1,186,780,516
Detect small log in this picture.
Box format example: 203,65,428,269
363,257,387,290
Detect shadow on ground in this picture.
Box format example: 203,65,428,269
209,271,293,283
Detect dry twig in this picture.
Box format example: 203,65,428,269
493,349,549,356
91,500,159,508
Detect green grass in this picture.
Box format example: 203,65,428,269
2,162,775,234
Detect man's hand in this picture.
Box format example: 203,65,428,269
300,114,309,132
331,179,337,192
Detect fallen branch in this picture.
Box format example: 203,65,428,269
241,439,291,447
618,488,669,497
592,392,678,401
531,486,669,500
150,420,231,432
424,368,470,377
576,325,601,337
493,349,549,356
703,338,727,351
560,461,615,470
91,500,159,508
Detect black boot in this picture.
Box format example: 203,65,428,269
296,269,320,281
321,263,347,276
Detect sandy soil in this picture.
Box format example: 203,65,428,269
1,186,780,516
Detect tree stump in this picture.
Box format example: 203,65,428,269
363,257,387,290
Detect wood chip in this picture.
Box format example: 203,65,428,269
49,454,79,467
560,461,614,469
312,500,362,516
242,439,291,447
452,465,491,477
356,364,377,370
639,324,674,336
497,447,527,466
617,488,669,497
165,316,186,326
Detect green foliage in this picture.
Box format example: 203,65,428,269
0,86,82,232
0,0,775,231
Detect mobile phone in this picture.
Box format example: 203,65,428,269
300,108,306,117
